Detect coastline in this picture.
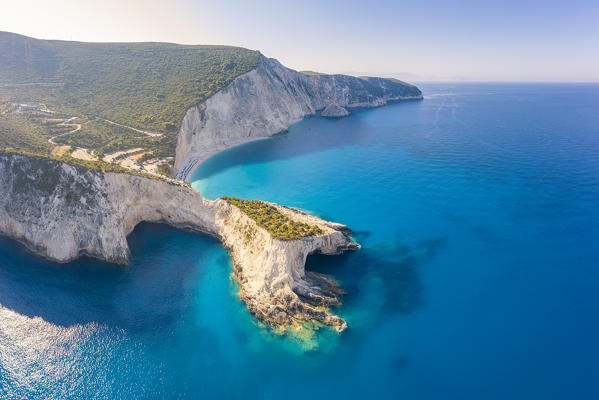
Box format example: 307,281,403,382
181,96,424,182
174,54,423,180
180,136,273,182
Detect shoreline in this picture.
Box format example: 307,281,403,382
180,136,273,182
181,96,424,182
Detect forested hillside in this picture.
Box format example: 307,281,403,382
0,31,259,166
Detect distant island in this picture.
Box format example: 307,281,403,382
0,31,422,335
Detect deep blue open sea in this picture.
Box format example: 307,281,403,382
1,83,599,399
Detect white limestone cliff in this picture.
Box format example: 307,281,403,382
0,153,356,331
214,200,358,331
174,55,422,179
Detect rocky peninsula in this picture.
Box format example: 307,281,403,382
0,153,358,332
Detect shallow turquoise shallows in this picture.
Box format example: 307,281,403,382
1,83,599,399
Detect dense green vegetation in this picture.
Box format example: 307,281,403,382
222,197,324,240
0,114,53,153
0,31,260,162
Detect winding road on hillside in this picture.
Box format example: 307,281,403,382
48,117,82,145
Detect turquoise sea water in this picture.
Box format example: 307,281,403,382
1,83,599,398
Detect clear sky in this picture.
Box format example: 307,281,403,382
1,0,598,82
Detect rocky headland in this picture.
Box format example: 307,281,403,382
174,55,422,179
0,153,357,332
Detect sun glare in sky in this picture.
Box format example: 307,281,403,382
1,0,598,81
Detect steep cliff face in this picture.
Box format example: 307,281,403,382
0,153,356,332
214,200,358,332
175,55,422,179
0,154,218,264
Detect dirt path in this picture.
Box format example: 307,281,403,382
97,118,162,137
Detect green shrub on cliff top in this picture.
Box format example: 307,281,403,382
222,197,324,241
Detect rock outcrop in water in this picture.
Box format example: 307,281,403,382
174,55,422,179
321,104,350,117
0,153,357,332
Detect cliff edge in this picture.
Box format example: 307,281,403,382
0,153,357,333
174,55,422,179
